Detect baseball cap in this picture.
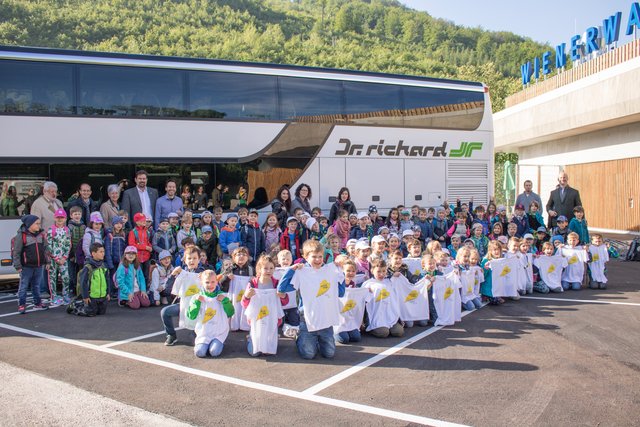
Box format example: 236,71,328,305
523,233,534,240
111,215,125,226
402,229,414,237
54,208,67,218
159,217,169,224
133,212,146,223
368,205,377,213
557,215,568,222
497,205,506,212
167,212,179,219
411,225,421,232
349,213,358,218
355,241,370,250
537,226,547,233
124,245,138,254
305,218,317,229
401,209,411,216
90,212,104,224
346,239,358,247
371,235,386,244
378,226,389,233
515,204,525,211
357,212,368,220
202,225,213,233
286,216,298,224
158,250,172,260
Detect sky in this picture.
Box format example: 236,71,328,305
399,0,637,47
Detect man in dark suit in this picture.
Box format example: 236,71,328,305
546,171,582,228
121,170,158,228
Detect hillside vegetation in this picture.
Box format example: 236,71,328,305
0,0,550,111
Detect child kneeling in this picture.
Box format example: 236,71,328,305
187,270,234,358
116,246,151,309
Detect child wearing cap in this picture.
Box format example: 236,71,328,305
399,209,414,233
535,226,549,253
447,235,461,259
349,212,374,242
151,250,174,305
369,235,387,263
490,205,509,235
399,229,415,257
280,216,302,260
348,213,358,228
471,205,490,236
552,215,570,242
68,206,86,289
128,212,153,282
153,217,177,261
568,206,590,245
470,223,489,258
167,212,180,239
197,225,219,268
116,246,151,309
13,215,48,314
303,217,323,242
368,205,384,233
345,238,358,258
105,216,127,298
46,209,71,305
354,240,372,283
219,213,241,258
82,212,105,261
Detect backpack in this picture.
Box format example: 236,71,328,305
67,297,91,316
75,232,98,266
10,231,27,264
626,238,640,262
76,263,95,297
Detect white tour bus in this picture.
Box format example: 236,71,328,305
0,45,493,277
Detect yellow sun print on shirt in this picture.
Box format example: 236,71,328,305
376,288,390,302
405,290,419,302
500,266,511,277
203,307,216,323
185,285,199,297
444,287,454,300
235,289,245,303
257,305,269,320
592,253,600,262
568,255,578,265
547,264,556,274
341,299,356,313
467,285,473,294
316,280,330,297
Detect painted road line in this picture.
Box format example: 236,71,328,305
0,299,18,304
0,321,468,427
101,328,184,348
521,296,640,307
303,305,484,396
0,304,62,318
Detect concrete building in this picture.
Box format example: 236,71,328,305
494,39,640,233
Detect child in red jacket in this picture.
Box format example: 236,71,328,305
128,213,153,282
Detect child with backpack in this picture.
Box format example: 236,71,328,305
78,242,110,316
104,215,127,299
46,209,71,305
68,205,86,292
81,212,104,262
151,250,174,305
12,215,49,314
128,212,153,282
152,217,177,261
115,246,151,309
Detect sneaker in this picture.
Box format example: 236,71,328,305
599,283,607,289
33,303,49,310
51,297,64,306
164,335,178,346
160,297,168,305
511,295,520,301
18,305,26,314
63,297,72,305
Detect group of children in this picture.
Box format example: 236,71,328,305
12,194,609,360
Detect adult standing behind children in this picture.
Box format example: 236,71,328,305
155,179,183,226
121,170,158,229
100,184,121,228
68,183,100,226
30,181,63,232
289,183,312,215
515,180,543,214
271,185,291,230
546,171,582,228
328,187,358,225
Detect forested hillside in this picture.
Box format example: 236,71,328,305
0,0,550,110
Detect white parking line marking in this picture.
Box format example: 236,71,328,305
101,328,184,348
303,306,482,395
0,321,468,427
521,296,640,307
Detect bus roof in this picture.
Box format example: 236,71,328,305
0,44,485,90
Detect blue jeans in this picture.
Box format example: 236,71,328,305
161,304,180,336
194,339,223,358
297,317,335,359
335,329,362,344
562,281,581,291
284,307,300,327
404,320,429,328
462,298,482,311
18,266,43,306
